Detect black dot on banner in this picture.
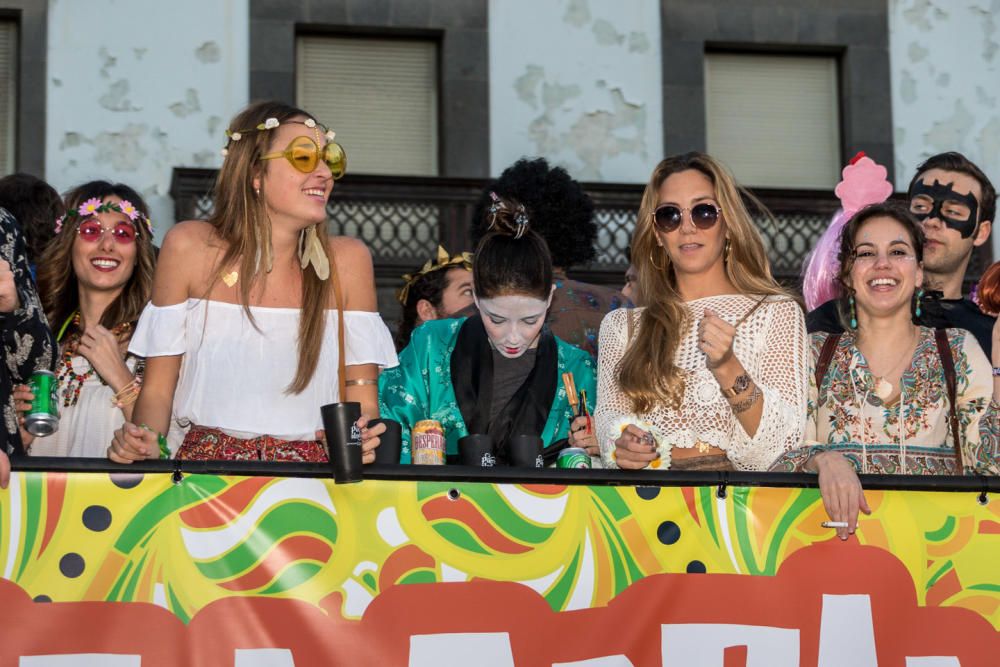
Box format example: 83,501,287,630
59,553,85,578
686,560,707,574
110,473,143,489
82,505,112,532
33,595,51,603
635,486,660,500
657,520,681,545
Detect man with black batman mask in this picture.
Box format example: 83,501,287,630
806,151,997,356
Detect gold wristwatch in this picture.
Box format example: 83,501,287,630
721,372,751,399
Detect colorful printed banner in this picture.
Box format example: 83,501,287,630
0,471,996,665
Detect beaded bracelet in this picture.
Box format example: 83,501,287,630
140,424,171,459
111,378,141,407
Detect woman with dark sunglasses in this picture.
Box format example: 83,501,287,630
107,101,397,463
595,152,809,471
13,181,181,456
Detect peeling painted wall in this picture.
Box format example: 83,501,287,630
889,0,1000,256
45,0,249,240
489,0,663,182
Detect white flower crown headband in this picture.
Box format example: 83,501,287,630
54,198,152,234
220,117,337,157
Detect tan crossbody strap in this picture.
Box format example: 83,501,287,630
933,328,965,471
329,254,347,401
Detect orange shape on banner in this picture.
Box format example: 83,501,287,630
723,645,748,667
422,495,532,554
179,477,272,529
927,516,975,557
926,567,963,607
39,472,68,557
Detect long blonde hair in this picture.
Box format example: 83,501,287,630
212,101,333,394
618,152,793,413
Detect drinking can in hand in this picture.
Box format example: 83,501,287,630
412,419,445,465
557,447,591,469
25,370,59,437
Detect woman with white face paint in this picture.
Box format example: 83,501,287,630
379,195,597,465
772,202,1000,541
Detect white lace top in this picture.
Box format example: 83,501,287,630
595,295,810,471
28,354,186,458
128,299,398,440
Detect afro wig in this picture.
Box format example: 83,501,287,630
470,158,597,269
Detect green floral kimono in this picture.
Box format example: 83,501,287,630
379,316,596,464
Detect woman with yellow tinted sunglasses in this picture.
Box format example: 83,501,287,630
109,101,398,464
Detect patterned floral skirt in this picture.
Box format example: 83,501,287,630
177,425,328,462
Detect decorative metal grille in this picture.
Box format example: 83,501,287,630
170,169,991,292
329,202,440,260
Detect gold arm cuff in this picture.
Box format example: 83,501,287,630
345,378,378,386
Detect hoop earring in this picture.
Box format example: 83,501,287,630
914,287,924,318
849,294,857,329
724,237,732,263
649,248,666,272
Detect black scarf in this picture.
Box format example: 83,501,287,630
450,316,559,464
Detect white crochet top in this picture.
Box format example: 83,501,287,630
129,299,398,440
594,295,809,471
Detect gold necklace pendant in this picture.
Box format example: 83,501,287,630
222,270,238,287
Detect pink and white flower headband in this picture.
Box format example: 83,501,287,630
54,198,152,234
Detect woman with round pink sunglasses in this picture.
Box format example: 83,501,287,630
14,181,183,457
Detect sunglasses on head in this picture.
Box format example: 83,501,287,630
260,135,347,179
76,219,137,244
652,203,722,233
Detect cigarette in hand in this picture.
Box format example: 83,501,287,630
821,521,850,528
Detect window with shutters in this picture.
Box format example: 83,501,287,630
0,20,17,176
296,35,439,176
705,52,841,190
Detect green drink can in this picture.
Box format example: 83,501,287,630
557,447,591,469
25,370,59,437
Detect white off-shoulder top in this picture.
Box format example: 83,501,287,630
128,299,398,440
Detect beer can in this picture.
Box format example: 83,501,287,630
25,370,59,437
412,419,445,465
557,447,591,469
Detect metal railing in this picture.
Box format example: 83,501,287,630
170,170,993,320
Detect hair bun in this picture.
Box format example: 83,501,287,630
486,192,531,239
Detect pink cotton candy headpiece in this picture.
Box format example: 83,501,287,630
802,152,895,310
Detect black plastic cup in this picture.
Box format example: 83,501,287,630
370,418,402,465
508,434,544,468
321,402,362,483
459,434,496,467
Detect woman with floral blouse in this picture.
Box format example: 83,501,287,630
772,202,1000,539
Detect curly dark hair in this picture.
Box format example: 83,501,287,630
0,173,64,266
470,158,596,269
396,268,452,351
835,201,926,330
